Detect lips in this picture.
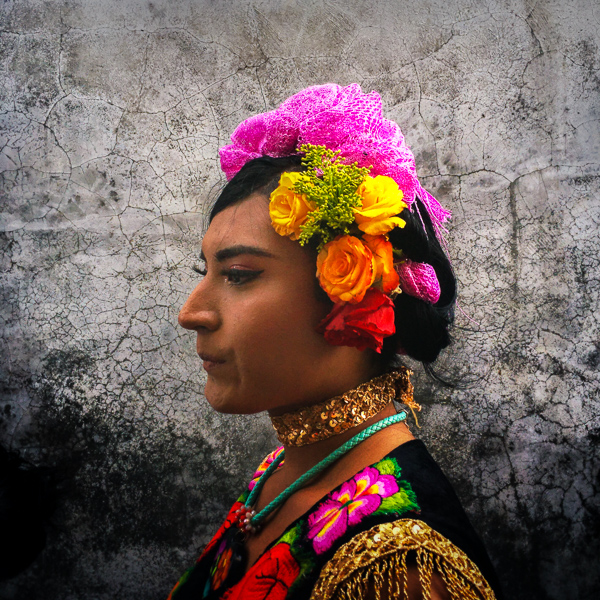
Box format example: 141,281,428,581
198,352,226,372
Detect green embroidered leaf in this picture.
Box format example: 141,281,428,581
170,568,191,597
280,524,301,547
375,457,399,476
377,482,420,515
285,521,318,594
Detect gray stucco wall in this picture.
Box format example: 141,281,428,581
1,1,598,598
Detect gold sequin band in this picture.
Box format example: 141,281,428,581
270,367,414,446
311,518,497,600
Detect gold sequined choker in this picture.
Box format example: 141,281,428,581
270,367,415,446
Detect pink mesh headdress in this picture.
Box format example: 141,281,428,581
219,83,451,234
218,84,451,353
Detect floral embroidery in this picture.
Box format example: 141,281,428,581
248,446,284,491
374,458,419,514
169,451,420,599
221,543,300,600
210,538,233,591
166,570,188,600
307,460,419,554
167,500,247,599
197,500,244,563
307,465,398,554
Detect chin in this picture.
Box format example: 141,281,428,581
203,381,261,415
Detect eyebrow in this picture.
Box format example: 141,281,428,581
200,245,276,262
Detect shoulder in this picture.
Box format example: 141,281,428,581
306,441,502,599
312,518,498,600
248,446,284,491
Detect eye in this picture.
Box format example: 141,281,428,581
223,268,263,286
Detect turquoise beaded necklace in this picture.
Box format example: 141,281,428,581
235,411,407,534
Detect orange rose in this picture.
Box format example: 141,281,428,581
354,175,408,235
269,172,315,240
316,235,376,303
363,234,400,294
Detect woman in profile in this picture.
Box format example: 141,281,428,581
170,84,502,600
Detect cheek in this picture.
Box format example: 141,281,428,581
232,291,329,363
233,304,310,348
272,292,328,334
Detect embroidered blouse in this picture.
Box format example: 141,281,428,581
167,440,502,600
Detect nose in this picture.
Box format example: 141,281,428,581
178,281,220,331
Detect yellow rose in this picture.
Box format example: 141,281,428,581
269,172,315,240
316,235,376,303
354,175,408,236
362,234,400,294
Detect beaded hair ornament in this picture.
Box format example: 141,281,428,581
219,83,451,354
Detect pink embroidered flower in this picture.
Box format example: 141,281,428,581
248,446,284,491
307,466,399,554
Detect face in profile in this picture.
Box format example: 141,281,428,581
178,192,378,415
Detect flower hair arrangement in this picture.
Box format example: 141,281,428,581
219,83,450,356
269,143,423,353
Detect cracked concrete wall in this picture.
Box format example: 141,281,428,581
0,0,598,598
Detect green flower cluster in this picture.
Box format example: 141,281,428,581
294,144,369,249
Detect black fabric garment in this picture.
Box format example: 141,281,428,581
168,439,504,600
390,440,504,599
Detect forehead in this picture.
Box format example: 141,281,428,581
202,192,292,258
206,193,270,241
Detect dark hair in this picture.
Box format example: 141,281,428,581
209,155,305,221
209,155,456,370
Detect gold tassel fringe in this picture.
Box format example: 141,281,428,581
311,519,496,600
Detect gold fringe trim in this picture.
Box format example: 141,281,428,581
310,519,497,600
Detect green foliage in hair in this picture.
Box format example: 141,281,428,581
294,144,369,250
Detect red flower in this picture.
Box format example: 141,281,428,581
222,543,300,600
316,288,395,353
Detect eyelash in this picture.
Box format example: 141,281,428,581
192,264,263,286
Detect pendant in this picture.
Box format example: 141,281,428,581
233,504,260,535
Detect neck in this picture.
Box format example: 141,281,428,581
266,367,415,487
279,402,400,482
